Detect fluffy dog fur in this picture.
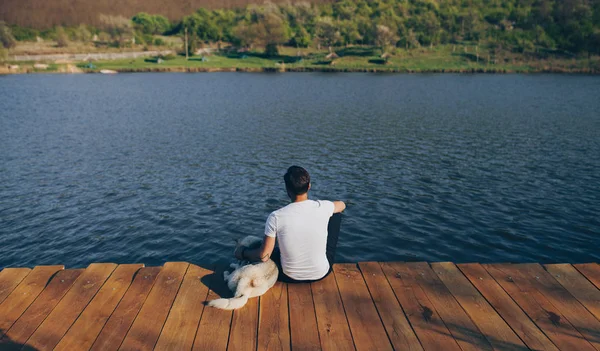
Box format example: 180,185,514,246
207,236,279,310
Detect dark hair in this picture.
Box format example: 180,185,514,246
284,166,310,196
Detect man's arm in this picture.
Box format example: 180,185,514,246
235,235,276,262
333,200,346,213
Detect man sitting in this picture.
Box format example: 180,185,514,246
236,166,346,282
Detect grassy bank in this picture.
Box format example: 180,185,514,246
3,45,600,74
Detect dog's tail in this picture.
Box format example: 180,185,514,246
207,294,249,310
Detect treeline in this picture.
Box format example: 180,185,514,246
2,0,600,57
0,0,332,28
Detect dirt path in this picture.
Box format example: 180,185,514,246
11,50,174,62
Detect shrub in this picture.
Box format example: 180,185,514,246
0,22,17,48
10,25,39,41
160,53,176,60
55,27,69,47
153,37,165,46
265,43,279,57
74,25,92,42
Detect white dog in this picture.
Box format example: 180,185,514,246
207,236,279,310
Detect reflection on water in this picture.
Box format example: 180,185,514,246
1,73,599,268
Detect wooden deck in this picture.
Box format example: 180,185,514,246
1,262,600,350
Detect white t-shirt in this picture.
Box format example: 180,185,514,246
265,199,335,280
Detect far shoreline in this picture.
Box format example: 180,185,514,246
3,66,600,75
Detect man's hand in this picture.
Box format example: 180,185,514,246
243,236,276,262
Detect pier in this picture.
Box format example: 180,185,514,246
1,261,599,350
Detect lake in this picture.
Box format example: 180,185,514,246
1,73,599,268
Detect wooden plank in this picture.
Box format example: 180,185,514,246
90,266,161,351
25,263,117,351
458,263,558,351
333,264,393,351
154,264,212,351
514,263,600,349
0,268,31,304
0,266,63,333
0,269,83,347
193,267,233,351
484,264,597,351
228,292,259,351
257,281,290,351
397,262,492,351
545,264,600,322
358,262,422,351
575,263,600,290
54,264,143,351
431,262,527,351
288,283,320,351
380,262,462,351
311,270,355,351
119,261,189,351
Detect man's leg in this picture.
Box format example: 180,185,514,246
326,213,342,267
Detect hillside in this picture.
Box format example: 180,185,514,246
0,0,332,29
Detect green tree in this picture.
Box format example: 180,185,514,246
132,13,170,35
183,11,220,43
290,26,311,47
234,6,290,55
375,24,398,52
315,17,341,51
333,0,357,20
339,20,362,46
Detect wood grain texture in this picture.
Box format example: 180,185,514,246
154,264,212,351
380,262,462,351
545,264,600,322
514,263,600,349
228,293,259,351
0,268,31,304
458,263,558,351
399,262,493,351
288,283,320,351
4,260,600,351
0,265,63,332
311,271,355,351
119,262,189,351
334,264,393,351
0,269,83,347
358,262,422,351
258,281,290,351
25,263,117,351
575,263,600,290
54,264,143,351
193,268,233,351
484,264,597,351
90,266,161,351
431,262,527,351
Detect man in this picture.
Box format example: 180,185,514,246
236,166,346,282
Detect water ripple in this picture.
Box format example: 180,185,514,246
1,73,599,268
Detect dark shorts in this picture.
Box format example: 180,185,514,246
270,213,342,283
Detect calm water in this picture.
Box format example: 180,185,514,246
1,73,599,268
